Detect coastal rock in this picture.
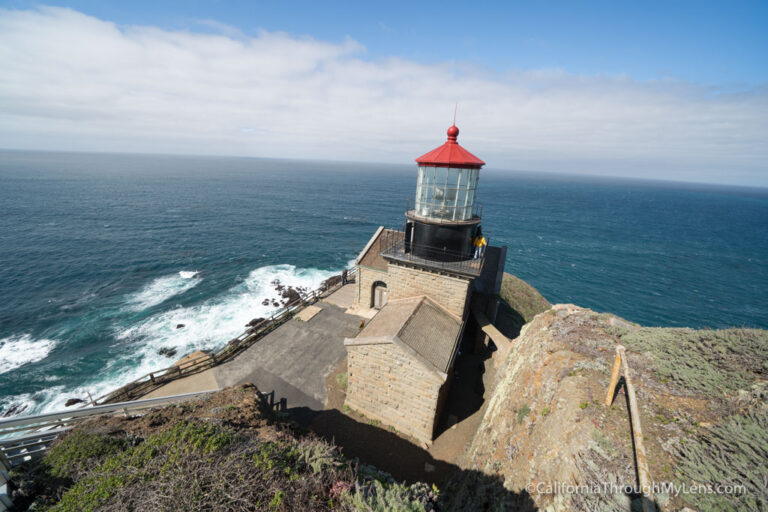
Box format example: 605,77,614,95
1,402,28,417
65,398,86,407
271,279,306,306
158,347,178,358
280,287,301,306
246,317,265,327
176,323,185,329
458,304,768,512
321,275,342,291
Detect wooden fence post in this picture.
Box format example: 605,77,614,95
617,346,655,510
605,345,623,406
606,346,656,510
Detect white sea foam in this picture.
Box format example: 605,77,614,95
124,271,202,312
0,334,59,375
2,264,342,418
117,264,336,358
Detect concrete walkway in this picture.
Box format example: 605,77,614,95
143,285,365,412
214,300,362,409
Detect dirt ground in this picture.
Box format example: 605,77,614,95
77,384,286,443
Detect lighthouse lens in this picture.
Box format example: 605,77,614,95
414,166,479,221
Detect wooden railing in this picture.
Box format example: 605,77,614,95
605,345,657,512
89,267,356,405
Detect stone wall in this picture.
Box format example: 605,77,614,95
386,264,471,317
345,341,445,443
356,266,389,308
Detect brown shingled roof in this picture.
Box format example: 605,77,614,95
352,296,462,374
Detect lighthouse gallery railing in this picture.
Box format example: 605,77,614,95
378,229,486,277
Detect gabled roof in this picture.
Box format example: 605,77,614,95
415,125,485,169
345,296,462,376
355,227,402,271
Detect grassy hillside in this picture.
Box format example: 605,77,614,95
10,385,440,511
499,273,551,323
495,273,551,338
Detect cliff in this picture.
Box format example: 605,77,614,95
455,303,768,511
9,274,767,511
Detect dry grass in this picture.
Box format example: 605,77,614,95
498,273,551,324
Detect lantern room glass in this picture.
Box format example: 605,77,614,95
414,166,479,221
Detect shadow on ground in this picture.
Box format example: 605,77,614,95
495,300,527,339
433,328,492,439
289,406,537,511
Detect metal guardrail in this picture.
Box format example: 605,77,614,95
379,230,486,277
0,390,216,468
1,451,12,511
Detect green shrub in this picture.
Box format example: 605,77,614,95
46,420,239,511
499,273,551,323
607,326,768,395
517,404,531,425
45,431,128,478
347,479,437,512
674,410,768,511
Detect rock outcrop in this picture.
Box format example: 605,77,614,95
460,304,768,511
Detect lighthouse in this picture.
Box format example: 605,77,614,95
345,121,505,443
407,124,485,261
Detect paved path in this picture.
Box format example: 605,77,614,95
143,285,364,413
214,300,362,409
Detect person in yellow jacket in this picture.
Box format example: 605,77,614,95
472,227,487,259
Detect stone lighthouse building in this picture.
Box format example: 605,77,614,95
344,124,506,443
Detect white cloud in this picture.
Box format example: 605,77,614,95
0,6,766,185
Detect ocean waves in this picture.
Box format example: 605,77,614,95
117,264,335,358
124,271,201,312
0,334,59,375
1,263,341,418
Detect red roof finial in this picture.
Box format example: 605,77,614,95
415,124,485,169
447,124,459,143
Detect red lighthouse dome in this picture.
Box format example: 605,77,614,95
415,124,485,169
404,124,485,263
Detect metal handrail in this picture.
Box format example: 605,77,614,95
379,230,486,276
0,390,217,468
0,391,215,434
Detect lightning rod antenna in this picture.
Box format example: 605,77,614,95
453,102,458,125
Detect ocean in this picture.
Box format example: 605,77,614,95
1,150,767,417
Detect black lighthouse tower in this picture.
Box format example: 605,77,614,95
404,124,485,262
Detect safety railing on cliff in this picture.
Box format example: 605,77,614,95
605,345,658,512
83,267,357,406
0,391,216,469
379,229,486,277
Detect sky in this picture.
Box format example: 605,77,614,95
0,1,766,186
